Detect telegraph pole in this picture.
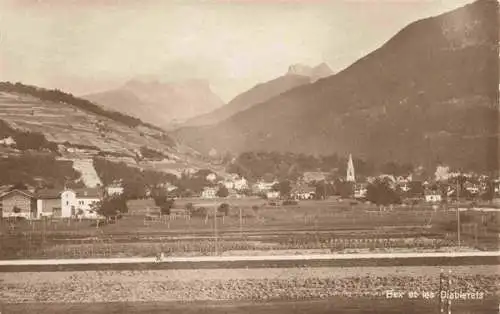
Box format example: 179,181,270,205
214,204,218,255
239,206,243,237
456,180,461,249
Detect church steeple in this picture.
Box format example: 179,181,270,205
346,154,355,182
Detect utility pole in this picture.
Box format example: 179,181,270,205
473,223,477,248
214,205,218,255
239,206,243,237
456,180,461,249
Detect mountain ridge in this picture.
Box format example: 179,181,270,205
175,0,499,173
84,78,224,128
181,63,333,127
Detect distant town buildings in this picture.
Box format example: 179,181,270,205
354,183,367,199
201,187,217,199
252,180,278,194
424,190,442,203
291,185,316,200
106,182,124,196
266,191,280,200
232,176,249,191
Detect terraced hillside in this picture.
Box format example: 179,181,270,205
0,90,213,175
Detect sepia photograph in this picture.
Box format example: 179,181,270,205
0,0,499,313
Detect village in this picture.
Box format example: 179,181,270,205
1,153,499,221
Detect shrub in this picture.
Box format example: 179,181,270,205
282,200,298,206
216,185,229,198
218,203,230,216
189,206,207,217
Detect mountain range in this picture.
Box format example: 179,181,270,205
182,63,333,127
174,0,499,173
84,79,224,129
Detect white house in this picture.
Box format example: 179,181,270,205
61,188,102,218
354,183,368,199
0,136,15,146
201,187,217,199
206,173,217,183
233,177,249,191
424,191,442,203
106,183,124,196
222,179,234,190
253,180,278,194
266,191,280,199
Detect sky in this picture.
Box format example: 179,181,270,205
0,0,474,102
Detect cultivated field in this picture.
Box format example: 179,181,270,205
0,266,498,303
0,91,206,171
1,199,498,260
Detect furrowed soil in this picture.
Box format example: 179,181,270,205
0,266,498,304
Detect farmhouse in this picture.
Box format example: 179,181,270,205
424,190,442,203
266,191,280,199
36,189,62,218
291,185,316,200
354,183,368,199
0,189,37,219
252,180,278,194
106,182,124,196
233,177,249,191
201,187,217,199
61,188,102,218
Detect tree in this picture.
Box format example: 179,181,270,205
272,180,291,199
186,202,194,216
10,183,28,191
366,178,401,210
315,181,335,200
218,203,230,216
481,181,495,202
67,180,86,189
153,194,174,216
123,181,146,200
216,185,229,198
335,180,354,198
94,196,128,221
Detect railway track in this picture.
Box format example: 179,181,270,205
1,251,499,272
